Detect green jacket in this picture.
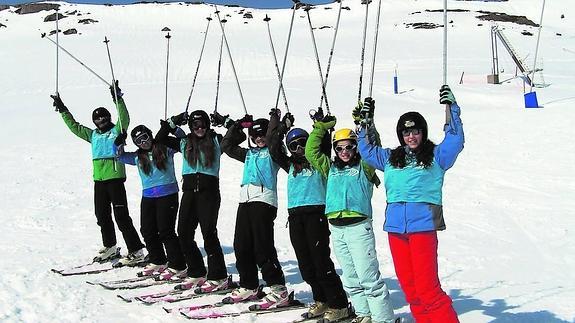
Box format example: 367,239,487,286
61,98,129,181
304,122,380,219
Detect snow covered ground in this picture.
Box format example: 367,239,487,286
1,0,574,322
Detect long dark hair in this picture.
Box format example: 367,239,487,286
389,140,436,169
290,154,311,177
185,129,216,168
137,141,168,175
333,152,361,169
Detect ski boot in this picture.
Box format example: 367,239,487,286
93,245,120,263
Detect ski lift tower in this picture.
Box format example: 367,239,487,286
488,25,536,86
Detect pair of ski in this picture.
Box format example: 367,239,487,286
51,254,148,276
118,276,237,304
168,287,307,320
87,273,184,290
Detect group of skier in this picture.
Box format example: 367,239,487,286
51,80,463,323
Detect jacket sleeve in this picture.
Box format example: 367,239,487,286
266,113,290,173
114,97,129,132
220,122,248,163
61,111,93,143
155,120,182,152
305,124,331,178
358,126,391,171
117,150,137,165
359,125,382,186
435,103,465,170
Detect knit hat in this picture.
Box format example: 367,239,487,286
396,111,428,145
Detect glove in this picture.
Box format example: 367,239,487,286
50,93,68,113
314,114,336,131
281,112,294,129
362,97,375,118
439,85,456,105
269,108,281,118
114,131,127,146
310,107,325,122
238,114,254,128
210,111,234,129
169,112,189,128
352,102,362,125
110,80,123,102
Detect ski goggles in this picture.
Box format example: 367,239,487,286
334,144,357,153
133,132,151,146
93,116,110,128
191,119,207,130
288,138,307,152
401,128,422,137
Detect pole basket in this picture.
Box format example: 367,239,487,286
524,91,541,108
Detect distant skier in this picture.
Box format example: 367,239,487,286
218,113,290,309
50,81,146,266
305,112,397,323
114,124,187,278
155,110,229,291
267,108,349,321
356,86,464,323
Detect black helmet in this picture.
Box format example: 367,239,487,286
396,111,428,145
188,110,210,131
92,107,112,130
131,125,153,147
248,118,269,138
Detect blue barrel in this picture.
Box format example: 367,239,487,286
524,92,540,108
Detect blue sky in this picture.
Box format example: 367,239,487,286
2,0,334,9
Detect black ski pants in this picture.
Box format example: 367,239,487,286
94,179,144,253
234,201,286,290
289,206,348,309
140,193,186,270
177,188,227,280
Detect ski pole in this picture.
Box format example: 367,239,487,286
442,0,451,124
41,33,111,87
264,15,289,112
368,0,382,98
215,6,248,115
164,32,171,120
54,7,60,111
214,21,225,113
305,5,330,115
272,0,299,112
103,36,120,171
357,0,370,102
185,17,212,113
319,0,342,110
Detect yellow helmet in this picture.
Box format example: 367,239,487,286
332,128,358,145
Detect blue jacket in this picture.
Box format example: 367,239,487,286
358,104,464,233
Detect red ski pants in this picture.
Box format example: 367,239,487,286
388,231,459,323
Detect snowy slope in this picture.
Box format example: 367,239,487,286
0,0,574,322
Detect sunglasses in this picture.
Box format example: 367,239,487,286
133,133,151,146
288,138,307,152
402,128,422,137
334,144,356,153
191,120,207,130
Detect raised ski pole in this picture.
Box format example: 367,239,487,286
272,0,299,112
368,0,382,98
164,32,171,120
215,6,249,115
318,0,342,110
214,20,225,113
54,7,60,111
529,0,546,93
104,36,120,171
357,0,370,102
41,33,111,87
185,17,212,114
442,0,451,123
305,5,330,115
264,15,290,112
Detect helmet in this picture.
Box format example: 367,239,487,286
285,128,309,146
92,107,111,121
188,110,210,131
92,107,112,130
131,125,153,147
396,111,428,145
332,128,357,145
248,118,269,138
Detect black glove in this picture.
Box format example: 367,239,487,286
439,85,456,105
50,93,68,113
281,112,294,129
362,97,375,118
110,80,123,103
310,107,325,122
269,108,281,118
170,112,189,128
211,111,233,128
114,131,127,146
238,114,254,128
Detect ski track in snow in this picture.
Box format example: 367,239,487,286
1,0,575,322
